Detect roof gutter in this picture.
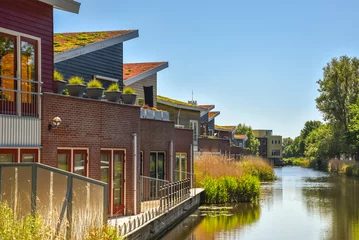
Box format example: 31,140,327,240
39,0,81,13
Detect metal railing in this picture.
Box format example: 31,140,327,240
159,179,191,211
0,75,41,117
0,163,108,239
140,176,169,212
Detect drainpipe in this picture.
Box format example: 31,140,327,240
170,140,174,182
133,133,137,215
177,108,181,125
190,144,193,187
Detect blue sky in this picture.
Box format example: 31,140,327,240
54,0,359,138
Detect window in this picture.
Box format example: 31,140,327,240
0,149,38,163
175,153,187,181
190,120,199,144
208,129,214,136
150,152,165,180
0,149,17,163
0,30,40,117
57,149,88,176
272,149,281,156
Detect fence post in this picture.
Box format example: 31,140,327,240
103,183,108,224
66,176,73,239
31,165,37,216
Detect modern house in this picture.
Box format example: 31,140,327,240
253,129,282,165
157,95,204,152
199,105,215,136
0,0,80,162
214,125,237,142
233,134,248,148
123,62,168,107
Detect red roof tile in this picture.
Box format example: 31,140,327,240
54,30,136,53
199,105,214,109
123,62,167,80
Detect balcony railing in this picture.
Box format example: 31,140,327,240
0,75,41,118
140,176,169,212
140,108,170,121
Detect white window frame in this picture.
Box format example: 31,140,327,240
0,27,42,118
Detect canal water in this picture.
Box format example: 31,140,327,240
160,167,359,240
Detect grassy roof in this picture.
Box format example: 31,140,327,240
215,125,236,131
54,30,135,53
123,62,167,80
157,95,197,107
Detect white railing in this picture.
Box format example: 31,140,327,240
140,109,170,121
0,75,41,118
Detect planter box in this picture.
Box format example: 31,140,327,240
67,84,86,97
105,91,121,103
122,93,137,105
87,87,104,100
53,80,66,94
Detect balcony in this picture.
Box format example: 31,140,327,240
0,76,41,147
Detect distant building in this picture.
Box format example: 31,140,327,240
253,130,282,166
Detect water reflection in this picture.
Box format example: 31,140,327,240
161,167,359,240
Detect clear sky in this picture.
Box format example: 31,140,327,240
54,0,359,139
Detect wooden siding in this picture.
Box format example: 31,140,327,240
55,43,124,90
156,103,201,128
0,0,54,92
126,73,157,107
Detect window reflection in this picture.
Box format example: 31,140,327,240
0,34,15,102
21,40,35,104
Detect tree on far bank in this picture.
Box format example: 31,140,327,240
235,123,260,155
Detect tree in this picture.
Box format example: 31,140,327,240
304,124,337,159
235,123,260,155
282,137,293,149
316,56,359,132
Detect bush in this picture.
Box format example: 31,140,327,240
202,176,261,204
283,158,310,167
68,76,85,85
85,225,122,240
54,70,64,81
107,83,120,92
87,79,103,88
242,156,276,181
123,87,135,94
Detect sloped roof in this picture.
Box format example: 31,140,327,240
199,105,214,110
215,125,236,132
208,111,220,120
54,30,137,53
234,134,247,140
157,95,206,111
123,62,168,86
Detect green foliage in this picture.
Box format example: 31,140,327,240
54,70,64,81
107,83,120,92
202,176,261,204
123,87,135,94
85,225,123,240
242,160,277,181
282,158,310,167
235,123,260,155
87,79,103,88
68,76,85,85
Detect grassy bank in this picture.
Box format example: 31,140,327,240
194,155,276,204
0,201,122,240
282,157,311,167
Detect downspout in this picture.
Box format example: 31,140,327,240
177,108,181,125
170,140,174,182
190,144,193,187
133,133,137,215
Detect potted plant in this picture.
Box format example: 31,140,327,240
122,87,137,105
53,70,66,94
86,79,104,100
105,83,121,103
67,76,86,97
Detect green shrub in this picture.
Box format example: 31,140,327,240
87,79,103,88
54,70,64,81
123,87,135,94
68,76,85,85
85,225,122,240
202,176,261,204
107,83,120,92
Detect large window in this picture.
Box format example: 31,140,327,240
175,153,187,181
0,30,40,117
57,149,88,177
0,149,38,163
150,152,165,180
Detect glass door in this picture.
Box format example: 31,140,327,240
0,33,17,115
190,120,199,147
112,151,124,216
100,151,111,215
57,150,71,172
73,150,87,176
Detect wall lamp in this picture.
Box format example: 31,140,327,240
48,117,62,131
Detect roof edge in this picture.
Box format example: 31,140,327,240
124,62,169,86
200,105,215,117
39,0,81,13
54,30,139,63
157,98,206,112
208,112,220,122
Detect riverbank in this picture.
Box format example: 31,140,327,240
194,155,276,204
282,157,310,167
310,158,359,178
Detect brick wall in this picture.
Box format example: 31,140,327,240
140,119,175,181
174,128,193,175
41,93,141,215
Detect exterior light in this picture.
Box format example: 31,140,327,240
48,117,62,131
